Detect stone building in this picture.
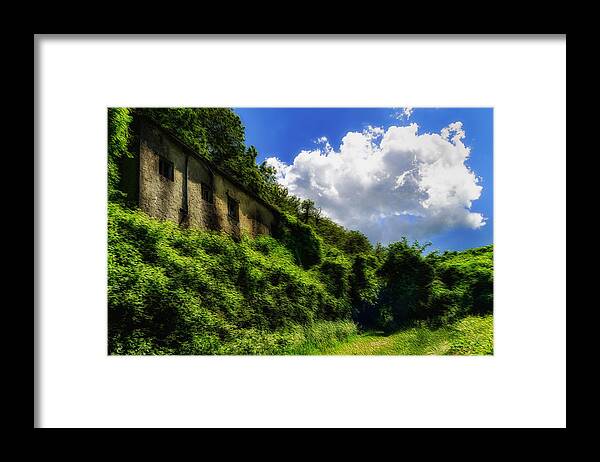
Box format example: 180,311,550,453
120,115,278,239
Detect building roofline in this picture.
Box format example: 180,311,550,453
133,111,280,217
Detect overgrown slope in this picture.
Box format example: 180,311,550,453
108,203,356,354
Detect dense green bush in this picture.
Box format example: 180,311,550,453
375,239,436,332
428,245,493,325
315,220,372,256
349,253,382,328
312,247,354,320
108,203,355,354
107,108,133,201
272,212,323,268
350,241,494,332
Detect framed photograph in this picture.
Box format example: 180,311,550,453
35,35,566,428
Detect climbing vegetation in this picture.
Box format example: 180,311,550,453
107,108,133,201
108,203,355,354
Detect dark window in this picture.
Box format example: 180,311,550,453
227,196,239,221
158,157,174,181
201,182,213,203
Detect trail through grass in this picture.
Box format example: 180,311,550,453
316,315,493,355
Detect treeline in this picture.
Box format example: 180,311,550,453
107,108,493,354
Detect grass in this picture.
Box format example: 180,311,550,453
284,320,358,355
316,315,493,355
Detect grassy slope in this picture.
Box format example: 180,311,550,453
315,315,494,355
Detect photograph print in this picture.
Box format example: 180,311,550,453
108,107,493,355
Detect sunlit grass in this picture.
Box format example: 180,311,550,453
315,315,493,355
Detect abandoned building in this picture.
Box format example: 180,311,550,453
120,114,278,238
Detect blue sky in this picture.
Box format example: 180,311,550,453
234,107,493,252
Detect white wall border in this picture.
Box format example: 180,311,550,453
35,35,566,428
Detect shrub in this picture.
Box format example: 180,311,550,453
108,203,353,354
375,239,435,332
429,245,493,323
349,253,382,328
272,212,323,268
107,108,133,201
365,243,494,331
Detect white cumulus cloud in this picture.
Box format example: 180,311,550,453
265,122,485,244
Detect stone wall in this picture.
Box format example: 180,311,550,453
133,118,277,238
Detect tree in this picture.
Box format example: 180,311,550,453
300,199,315,223
341,230,372,255
376,238,435,331
313,206,322,224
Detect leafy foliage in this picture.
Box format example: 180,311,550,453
349,253,383,328
272,212,323,268
376,239,436,332
427,245,494,325
356,241,494,332
108,203,353,354
107,108,133,201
